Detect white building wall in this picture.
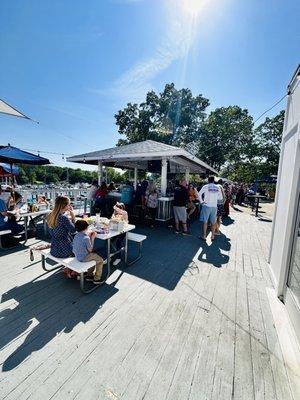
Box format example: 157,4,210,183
270,67,300,296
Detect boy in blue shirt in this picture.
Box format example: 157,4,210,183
73,220,104,284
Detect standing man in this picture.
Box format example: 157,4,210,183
198,176,223,241
173,180,190,235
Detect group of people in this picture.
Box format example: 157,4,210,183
47,195,129,285
0,185,50,246
87,179,159,228
172,177,232,240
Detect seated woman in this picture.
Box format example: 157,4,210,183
0,186,24,239
47,196,76,258
111,202,128,266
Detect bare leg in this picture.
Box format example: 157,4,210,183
202,222,208,239
182,222,188,233
211,223,216,240
216,217,221,234
175,220,179,231
188,204,196,218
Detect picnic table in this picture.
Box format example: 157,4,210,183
14,209,51,243
95,223,136,278
246,194,267,217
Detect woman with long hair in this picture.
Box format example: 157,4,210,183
47,196,76,258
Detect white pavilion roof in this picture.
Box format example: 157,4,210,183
67,140,218,174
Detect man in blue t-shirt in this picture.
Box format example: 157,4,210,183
121,181,134,205
0,198,23,235
0,198,7,227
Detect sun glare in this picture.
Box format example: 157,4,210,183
181,0,208,17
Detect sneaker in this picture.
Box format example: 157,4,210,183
113,258,121,266
182,231,191,236
93,279,102,285
85,276,94,282
175,229,180,234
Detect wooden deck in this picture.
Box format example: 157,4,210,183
0,207,297,399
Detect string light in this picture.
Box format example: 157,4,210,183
20,147,73,157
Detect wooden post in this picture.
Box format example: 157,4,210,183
134,167,138,190
98,160,103,185
185,167,190,184
161,158,168,196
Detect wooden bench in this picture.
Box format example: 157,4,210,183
127,232,147,265
0,230,12,249
38,248,99,294
37,231,147,291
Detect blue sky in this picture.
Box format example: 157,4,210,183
0,0,299,170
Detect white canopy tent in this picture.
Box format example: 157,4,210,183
67,140,218,195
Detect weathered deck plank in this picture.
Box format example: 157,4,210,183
0,207,296,400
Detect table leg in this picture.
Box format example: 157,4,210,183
124,232,128,265
43,215,48,237
24,216,28,243
106,238,111,280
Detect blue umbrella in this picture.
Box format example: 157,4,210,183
0,144,50,165
0,144,50,185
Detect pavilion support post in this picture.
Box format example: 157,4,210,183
134,167,138,190
98,160,103,185
161,158,168,196
185,167,190,184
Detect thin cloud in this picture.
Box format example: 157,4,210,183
93,0,205,102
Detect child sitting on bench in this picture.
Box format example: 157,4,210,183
73,219,104,285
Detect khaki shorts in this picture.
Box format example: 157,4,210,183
173,206,187,223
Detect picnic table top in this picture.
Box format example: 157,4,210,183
95,223,135,240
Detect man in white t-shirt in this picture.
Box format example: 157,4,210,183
198,176,223,241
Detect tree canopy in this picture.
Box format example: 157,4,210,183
115,83,209,147
115,83,284,182
253,110,284,175
198,106,254,170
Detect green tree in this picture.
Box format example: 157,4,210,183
254,110,284,175
115,83,209,147
197,106,254,170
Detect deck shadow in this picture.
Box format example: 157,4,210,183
1,272,118,371
222,216,235,226
119,223,231,290
196,234,231,268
